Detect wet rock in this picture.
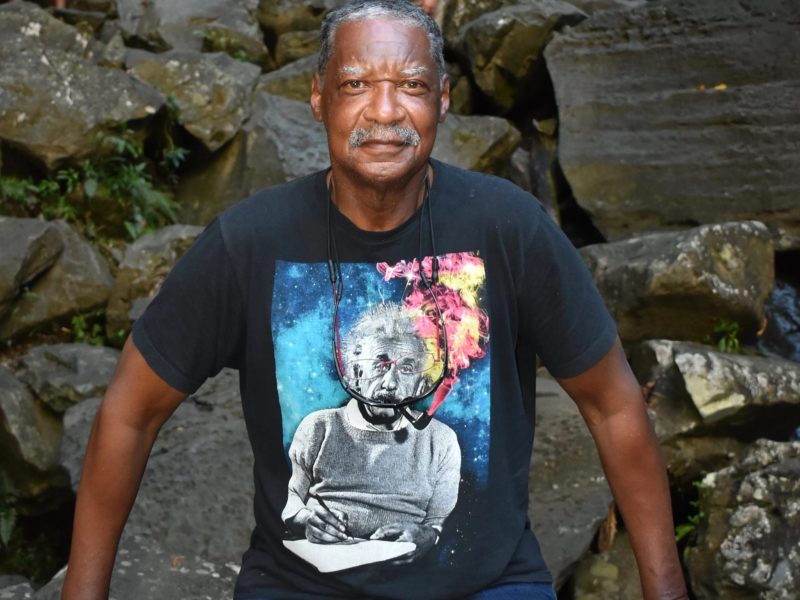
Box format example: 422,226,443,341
177,91,329,224
256,53,317,102
455,2,586,113
433,113,521,176
0,218,64,322
687,439,800,599
0,365,63,497
580,221,774,343
15,343,120,414
116,0,267,61
545,0,800,249
531,375,613,585
572,529,642,600
0,222,114,342
129,51,261,152
275,30,320,67
0,3,164,170
631,340,800,429
105,224,204,339
757,279,800,364
61,370,255,564
34,534,237,600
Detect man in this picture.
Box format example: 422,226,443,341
62,1,688,599
281,303,460,569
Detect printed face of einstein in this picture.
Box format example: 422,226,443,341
351,334,427,404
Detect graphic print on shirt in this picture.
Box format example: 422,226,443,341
271,252,490,573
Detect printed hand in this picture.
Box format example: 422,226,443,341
370,523,437,563
295,505,352,544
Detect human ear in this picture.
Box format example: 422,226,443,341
438,75,450,123
310,72,323,122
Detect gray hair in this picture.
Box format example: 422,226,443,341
318,0,446,86
343,303,424,358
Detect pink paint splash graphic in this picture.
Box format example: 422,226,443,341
377,252,489,416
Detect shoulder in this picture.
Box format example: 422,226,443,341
425,418,459,446
293,407,344,440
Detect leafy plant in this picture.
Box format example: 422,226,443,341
675,480,707,561
70,310,107,346
705,319,742,354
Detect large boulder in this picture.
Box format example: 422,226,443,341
0,222,114,342
105,224,204,339
580,221,775,343
454,2,586,113
631,340,800,430
15,344,120,414
274,30,320,67
256,0,343,38
531,375,613,585
545,0,800,249
116,0,269,64
60,370,255,564
256,53,316,102
0,218,63,322
571,529,642,600
176,91,329,223
129,51,261,152
433,113,521,176
0,365,64,498
688,439,800,599
34,535,237,600
0,2,164,169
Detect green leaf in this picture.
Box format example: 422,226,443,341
0,507,17,547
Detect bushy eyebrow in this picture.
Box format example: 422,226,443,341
338,65,365,76
337,65,430,78
401,67,428,76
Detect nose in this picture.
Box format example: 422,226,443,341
379,363,399,391
363,83,405,125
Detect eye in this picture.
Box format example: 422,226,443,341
343,80,365,90
400,80,425,90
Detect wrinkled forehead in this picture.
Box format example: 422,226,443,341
351,334,426,359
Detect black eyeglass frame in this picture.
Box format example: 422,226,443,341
325,167,449,430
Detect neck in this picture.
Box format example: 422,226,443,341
328,162,432,232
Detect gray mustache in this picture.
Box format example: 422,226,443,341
348,125,421,148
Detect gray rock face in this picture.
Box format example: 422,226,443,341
0,218,63,321
0,2,164,169
129,51,261,152
0,222,113,342
688,440,800,599
531,375,613,585
256,0,344,37
275,30,320,67
580,221,775,343
455,2,586,113
631,340,800,427
433,113,521,175
256,53,316,102
572,529,642,600
0,581,34,600
545,0,800,249
105,224,204,338
15,343,120,414
116,0,267,60
177,91,329,223
61,370,255,564
34,535,237,600
0,365,62,489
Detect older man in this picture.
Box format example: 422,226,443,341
62,1,687,599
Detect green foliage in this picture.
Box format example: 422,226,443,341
70,310,107,346
0,124,187,241
0,506,16,549
705,319,742,354
675,480,706,560
199,27,253,62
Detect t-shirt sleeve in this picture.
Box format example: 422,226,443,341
131,218,246,394
518,205,617,379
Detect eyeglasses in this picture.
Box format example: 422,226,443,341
325,168,448,430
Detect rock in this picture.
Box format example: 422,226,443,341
0,582,34,600
757,279,800,364
631,340,800,429
432,113,521,176
129,51,261,152
34,535,237,600
0,222,114,342
531,374,613,585
256,0,343,37
572,530,642,600
256,53,316,102
15,343,120,414
61,370,255,564
688,439,800,599
0,365,63,497
0,218,64,322
116,0,268,62
455,2,586,113
508,120,560,222
661,436,745,489
0,1,100,59
275,30,320,66
177,91,329,224
0,2,164,170
580,221,774,343
545,0,800,249
105,224,204,339
440,0,508,44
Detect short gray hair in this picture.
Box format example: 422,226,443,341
318,0,446,85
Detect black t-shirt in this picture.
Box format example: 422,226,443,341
132,159,617,599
